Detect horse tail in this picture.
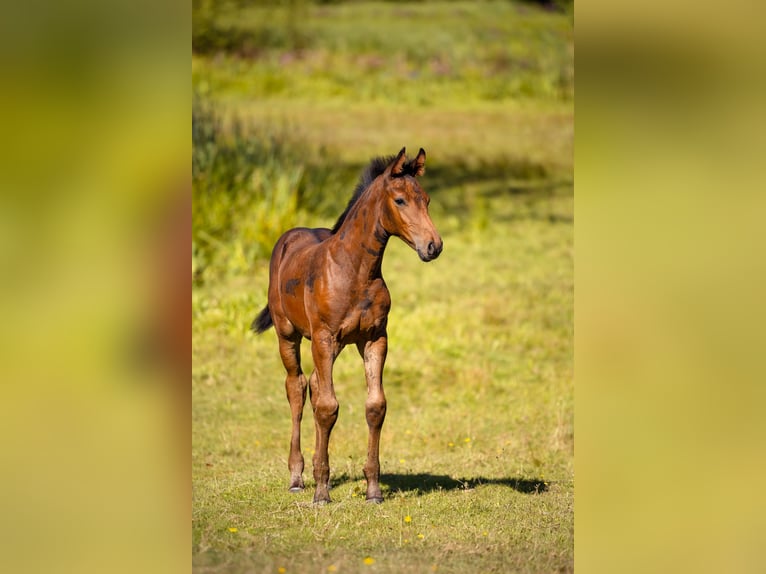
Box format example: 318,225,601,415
251,305,273,333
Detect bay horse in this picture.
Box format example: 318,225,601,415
251,147,442,504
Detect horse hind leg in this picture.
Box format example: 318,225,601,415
278,334,308,492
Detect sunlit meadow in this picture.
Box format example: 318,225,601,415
193,2,573,572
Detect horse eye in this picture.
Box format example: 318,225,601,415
394,198,406,206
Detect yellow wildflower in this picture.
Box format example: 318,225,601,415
228,527,238,533
417,533,425,539
363,557,375,565
404,515,412,523
327,566,337,573
278,568,286,574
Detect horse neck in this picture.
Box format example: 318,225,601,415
332,187,390,280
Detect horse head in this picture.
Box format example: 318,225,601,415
379,147,443,262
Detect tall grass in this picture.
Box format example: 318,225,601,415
192,94,356,284
193,95,298,282
192,1,573,283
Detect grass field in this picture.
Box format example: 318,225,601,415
193,2,573,572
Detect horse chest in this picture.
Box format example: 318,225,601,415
339,285,390,340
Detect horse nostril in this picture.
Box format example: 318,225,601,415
427,241,435,256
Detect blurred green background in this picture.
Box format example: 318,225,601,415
192,0,573,283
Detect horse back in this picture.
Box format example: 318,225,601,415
272,227,331,268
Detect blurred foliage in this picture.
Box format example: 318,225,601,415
192,1,574,284
192,93,354,284
193,0,313,56
192,1,573,103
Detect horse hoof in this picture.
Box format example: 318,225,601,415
313,489,332,505
366,496,384,504
288,486,303,493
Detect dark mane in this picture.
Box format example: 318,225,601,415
331,155,397,234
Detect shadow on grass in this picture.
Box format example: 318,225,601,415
381,473,549,495
331,472,549,496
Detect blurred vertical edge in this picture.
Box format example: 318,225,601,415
0,0,189,573
577,0,766,573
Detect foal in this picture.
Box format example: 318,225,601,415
252,147,442,504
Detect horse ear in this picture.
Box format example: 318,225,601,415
410,148,426,177
387,147,407,177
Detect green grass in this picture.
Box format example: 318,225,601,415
192,187,573,573
193,2,573,571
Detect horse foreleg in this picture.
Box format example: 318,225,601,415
278,335,307,492
358,333,388,503
310,334,339,504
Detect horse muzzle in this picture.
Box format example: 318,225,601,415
418,239,443,262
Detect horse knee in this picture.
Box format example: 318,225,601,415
314,397,339,428
365,397,387,428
